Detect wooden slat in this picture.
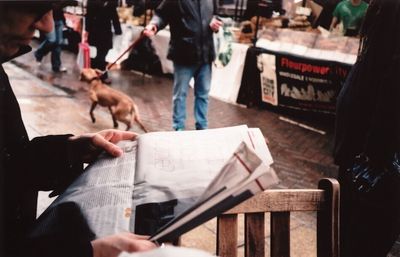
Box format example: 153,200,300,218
225,189,325,214
271,212,290,257
317,178,340,257
245,213,265,257
217,214,238,257
216,178,340,257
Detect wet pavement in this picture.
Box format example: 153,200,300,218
6,41,400,256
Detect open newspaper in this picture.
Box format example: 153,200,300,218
30,125,278,242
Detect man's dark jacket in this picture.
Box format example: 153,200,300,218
149,0,217,65
0,47,92,257
85,0,122,50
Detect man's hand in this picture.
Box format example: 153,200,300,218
209,17,223,33
143,24,157,37
68,129,138,163
91,232,157,257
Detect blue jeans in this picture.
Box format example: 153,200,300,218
172,63,211,130
34,20,64,71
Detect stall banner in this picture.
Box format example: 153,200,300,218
258,52,351,113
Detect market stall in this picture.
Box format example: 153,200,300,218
237,28,358,113
110,1,361,113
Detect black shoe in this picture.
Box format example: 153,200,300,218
34,52,42,66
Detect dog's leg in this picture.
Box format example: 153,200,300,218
131,104,148,133
108,106,118,128
134,116,148,133
90,102,98,123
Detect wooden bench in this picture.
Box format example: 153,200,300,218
216,178,340,257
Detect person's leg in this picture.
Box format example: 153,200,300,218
172,63,196,130
193,63,211,130
34,27,56,62
51,20,64,72
91,45,109,71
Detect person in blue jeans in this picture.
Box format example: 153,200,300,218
34,5,67,72
144,0,222,131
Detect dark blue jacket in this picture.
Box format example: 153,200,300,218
150,0,217,65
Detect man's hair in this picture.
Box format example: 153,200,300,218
1,1,70,17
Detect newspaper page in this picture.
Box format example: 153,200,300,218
150,141,278,242
32,125,274,240
34,141,138,238
131,125,273,234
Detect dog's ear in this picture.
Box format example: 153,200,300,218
95,69,103,75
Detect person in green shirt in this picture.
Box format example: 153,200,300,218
330,0,368,36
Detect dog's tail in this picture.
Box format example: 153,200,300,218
131,104,148,133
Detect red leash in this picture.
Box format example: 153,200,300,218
99,32,146,79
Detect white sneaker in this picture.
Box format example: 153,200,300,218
53,67,67,73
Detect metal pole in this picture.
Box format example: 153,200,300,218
234,0,240,21
239,0,245,20
252,11,260,47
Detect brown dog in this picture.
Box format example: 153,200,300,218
80,68,148,132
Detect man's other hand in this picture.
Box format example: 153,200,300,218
210,17,223,32
91,232,157,257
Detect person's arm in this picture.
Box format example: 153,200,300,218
330,4,340,31
213,0,219,15
330,16,339,31
143,0,171,37
25,231,155,257
108,0,122,35
91,232,156,257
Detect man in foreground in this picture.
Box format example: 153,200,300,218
0,1,155,256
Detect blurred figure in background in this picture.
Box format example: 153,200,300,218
85,0,122,84
34,1,77,73
330,0,368,36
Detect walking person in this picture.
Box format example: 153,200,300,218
34,2,73,73
143,0,222,131
0,1,156,256
333,0,400,256
85,0,122,84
